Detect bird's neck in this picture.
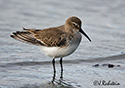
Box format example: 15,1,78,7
64,24,74,34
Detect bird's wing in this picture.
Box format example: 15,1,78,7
28,28,67,47
11,27,67,47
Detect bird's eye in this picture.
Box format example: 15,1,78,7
72,22,79,28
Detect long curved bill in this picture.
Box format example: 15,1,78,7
79,28,91,42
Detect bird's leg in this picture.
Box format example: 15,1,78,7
52,58,56,83
52,58,56,73
60,58,63,79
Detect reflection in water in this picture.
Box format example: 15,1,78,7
38,71,79,88
50,78,75,88
49,71,80,88
20,68,80,88
21,76,80,88
51,69,74,88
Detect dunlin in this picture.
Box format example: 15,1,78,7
10,16,91,78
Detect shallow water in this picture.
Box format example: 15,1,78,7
0,0,125,88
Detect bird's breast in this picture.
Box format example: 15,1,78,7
39,32,82,58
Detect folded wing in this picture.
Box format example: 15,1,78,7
10,27,67,47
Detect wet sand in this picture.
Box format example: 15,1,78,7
0,0,125,88
0,54,125,88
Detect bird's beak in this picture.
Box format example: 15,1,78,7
79,28,91,42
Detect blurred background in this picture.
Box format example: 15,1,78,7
0,0,125,88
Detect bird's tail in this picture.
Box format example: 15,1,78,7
10,28,43,46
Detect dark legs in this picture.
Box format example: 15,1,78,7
52,58,56,83
52,58,63,82
60,58,63,79
52,58,56,73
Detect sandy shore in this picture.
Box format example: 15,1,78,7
0,54,125,88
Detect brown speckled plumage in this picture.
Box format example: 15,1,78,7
11,16,89,47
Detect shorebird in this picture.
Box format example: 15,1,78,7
10,16,91,78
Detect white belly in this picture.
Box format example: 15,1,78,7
40,43,80,58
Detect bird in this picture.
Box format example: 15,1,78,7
10,16,91,79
